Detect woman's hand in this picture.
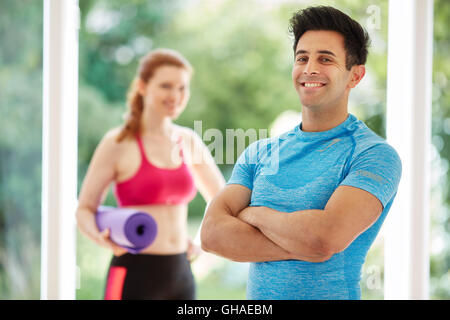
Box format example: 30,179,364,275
96,228,128,257
186,237,202,262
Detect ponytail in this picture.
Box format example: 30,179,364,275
116,79,144,142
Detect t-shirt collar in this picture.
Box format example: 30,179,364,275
295,113,358,141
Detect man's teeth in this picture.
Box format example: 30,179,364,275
304,83,324,87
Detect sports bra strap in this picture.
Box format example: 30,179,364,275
135,134,147,161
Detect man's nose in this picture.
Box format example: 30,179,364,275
303,59,319,75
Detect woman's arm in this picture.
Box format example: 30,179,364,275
183,128,226,257
185,127,226,203
75,129,127,256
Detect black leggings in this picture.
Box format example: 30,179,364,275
104,252,196,300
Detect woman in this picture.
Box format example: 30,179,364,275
76,48,225,300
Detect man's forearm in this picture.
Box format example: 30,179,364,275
200,184,332,263
201,213,295,262
238,206,332,258
201,209,332,263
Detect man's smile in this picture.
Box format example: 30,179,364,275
301,81,326,88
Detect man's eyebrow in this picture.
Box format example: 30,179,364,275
318,50,336,57
295,49,309,56
295,49,337,57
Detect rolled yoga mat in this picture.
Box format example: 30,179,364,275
95,206,158,254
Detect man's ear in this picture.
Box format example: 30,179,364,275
348,65,365,89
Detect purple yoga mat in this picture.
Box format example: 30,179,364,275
95,206,158,254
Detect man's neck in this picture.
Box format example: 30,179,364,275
300,107,349,132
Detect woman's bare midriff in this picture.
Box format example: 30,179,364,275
112,130,195,255
123,204,189,255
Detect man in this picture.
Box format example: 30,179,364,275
200,6,402,300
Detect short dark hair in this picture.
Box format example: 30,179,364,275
289,6,370,70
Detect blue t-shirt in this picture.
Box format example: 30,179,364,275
228,113,402,300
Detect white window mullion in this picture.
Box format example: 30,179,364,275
385,0,433,300
41,0,79,300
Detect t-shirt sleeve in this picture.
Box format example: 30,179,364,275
339,143,402,208
227,142,258,190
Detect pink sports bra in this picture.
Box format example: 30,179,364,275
114,134,197,207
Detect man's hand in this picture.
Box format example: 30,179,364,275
237,206,260,225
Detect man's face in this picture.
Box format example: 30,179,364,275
292,30,363,111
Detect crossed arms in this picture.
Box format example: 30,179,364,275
200,184,383,263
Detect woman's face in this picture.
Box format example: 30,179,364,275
140,65,191,120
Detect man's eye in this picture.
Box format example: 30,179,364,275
297,57,307,62
321,57,332,62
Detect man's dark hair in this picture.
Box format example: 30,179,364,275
289,6,370,70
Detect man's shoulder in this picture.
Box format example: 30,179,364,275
350,124,401,167
352,122,394,151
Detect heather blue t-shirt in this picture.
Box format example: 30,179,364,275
228,113,402,300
